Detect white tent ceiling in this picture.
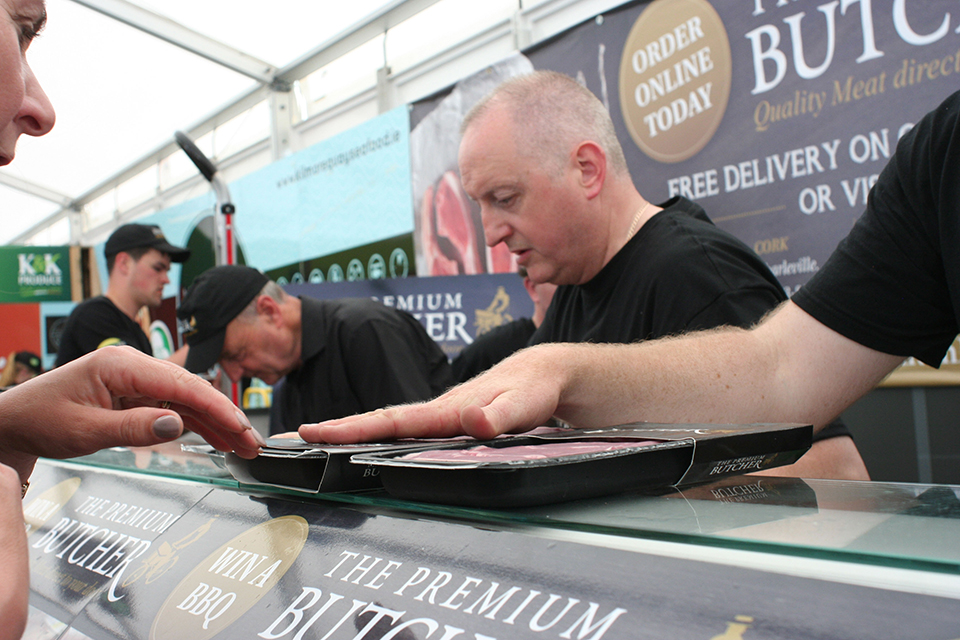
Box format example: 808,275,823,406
0,0,618,247
0,0,422,244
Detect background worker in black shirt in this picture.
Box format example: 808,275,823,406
178,265,453,431
452,267,556,383
55,223,190,367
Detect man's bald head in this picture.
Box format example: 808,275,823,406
461,70,629,178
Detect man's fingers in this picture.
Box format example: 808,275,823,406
300,410,409,443
301,402,466,443
460,404,498,439
460,397,544,439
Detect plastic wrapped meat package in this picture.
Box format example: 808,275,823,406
352,423,813,507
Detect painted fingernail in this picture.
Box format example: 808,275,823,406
250,428,267,447
153,415,182,439
236,409,253,430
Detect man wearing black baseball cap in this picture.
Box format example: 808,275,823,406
55,223,191,367
178,265,453,432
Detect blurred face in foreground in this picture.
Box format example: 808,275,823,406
0,0,55,166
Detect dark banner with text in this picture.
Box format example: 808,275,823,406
283,273,533,360
411,0,960,380
24,460,960,639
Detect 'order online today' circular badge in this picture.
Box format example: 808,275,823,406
618,0,732,163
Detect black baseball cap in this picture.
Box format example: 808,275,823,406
14,351,42,375
178,265,270,373
105,223,190,262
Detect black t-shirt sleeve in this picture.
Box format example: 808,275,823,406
681,287,784,333
813,420,852,443
793,90,960,367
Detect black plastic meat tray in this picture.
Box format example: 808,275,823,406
351,437,695,507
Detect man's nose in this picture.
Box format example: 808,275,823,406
219,362,243,383
481,210,511,248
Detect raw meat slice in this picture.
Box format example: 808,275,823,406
435,171,484,274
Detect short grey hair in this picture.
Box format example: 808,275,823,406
235,280,286,323
461,70,629,176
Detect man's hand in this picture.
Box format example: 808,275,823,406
0,347,264,482
300,345,567,443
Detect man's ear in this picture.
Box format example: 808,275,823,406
113,252,133,276
574,141,606,200
522,276,538,300
256,295,283,326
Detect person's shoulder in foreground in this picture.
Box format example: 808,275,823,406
791,88,960,366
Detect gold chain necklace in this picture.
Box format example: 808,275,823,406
626,201,651,240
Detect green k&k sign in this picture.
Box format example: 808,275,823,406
0,246,72,302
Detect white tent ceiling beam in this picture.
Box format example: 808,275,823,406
7,84,271,245
275,0,446,87
79,136,273,247
10,210,69,245
0,173,74,209
68,0,278,85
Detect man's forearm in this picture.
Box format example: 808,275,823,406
551,302,902,430
544,328,785,428
302,302,904,444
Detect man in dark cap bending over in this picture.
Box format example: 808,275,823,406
178,265,453,431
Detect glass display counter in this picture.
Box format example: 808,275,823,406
23,436,960,640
